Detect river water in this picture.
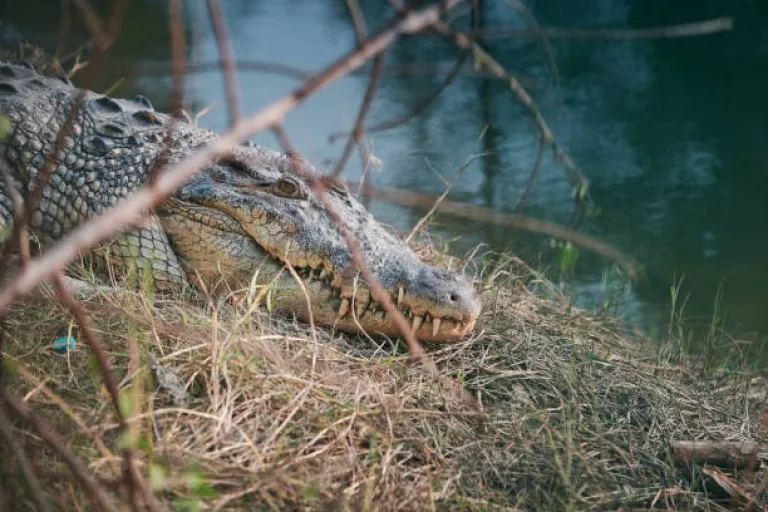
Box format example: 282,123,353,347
3,0,766,361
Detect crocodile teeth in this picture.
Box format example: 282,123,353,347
398,287,404,306
412,315,423,332
319,268,327,279
432,318,441,337
338,298,351,319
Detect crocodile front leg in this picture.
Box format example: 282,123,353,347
92,215,188,292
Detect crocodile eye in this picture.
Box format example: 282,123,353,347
273,178,305,199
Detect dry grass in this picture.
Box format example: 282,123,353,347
1,246,766,511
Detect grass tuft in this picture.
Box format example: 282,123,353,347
1,246,766,510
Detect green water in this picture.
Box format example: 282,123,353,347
3,0,766,361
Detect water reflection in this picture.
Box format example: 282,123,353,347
2,0,766,358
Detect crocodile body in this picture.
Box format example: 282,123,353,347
0,60,481,341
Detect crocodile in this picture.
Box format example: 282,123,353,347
0,60,481,341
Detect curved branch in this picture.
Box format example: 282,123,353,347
0,0,468,312
356,183,640,278
474,17,734,40
138,59,311,81
513,136,545,214
433,21,594,213
504,0,560,87
330,48,469,142
1,391,118,512
331,0,384,177
330,0,479,141
206,0,240,127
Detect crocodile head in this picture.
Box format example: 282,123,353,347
158,145,481,341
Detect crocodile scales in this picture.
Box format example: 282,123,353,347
0,60,481,341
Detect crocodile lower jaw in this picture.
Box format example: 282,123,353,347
290,266,475,341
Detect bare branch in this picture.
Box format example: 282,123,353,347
504,0,560,87
0,0,468,312
513,136,545,214
405,173,457,244
346,0,369,43
330,0,478,141
474,16,734,40
332,49,468,141
137,59,311,81
432,20,594,213
355,182,640,278
206,0,240,127
332,0,386,177
50,274,161,511
1,390,118,512
69,0,109,50
0,411,53,512
167,0,186,117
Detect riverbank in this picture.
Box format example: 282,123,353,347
2,252,766,510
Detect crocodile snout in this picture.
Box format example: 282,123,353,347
393,266,481,341
330,261,482,342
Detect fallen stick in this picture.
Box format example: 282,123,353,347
670,440,760,471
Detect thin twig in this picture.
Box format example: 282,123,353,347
504,0,559,87
355,182,640,278
332,0,386,177
432,20,594,213
346,0,369,43
513,136,545,214
405,175,457,244
0,0,468,312
206,0,240,127
474,17,734,41
0,411,53,512
330,54,383,177
55,0,72,59
51,273,161,512
168,0,186,117
332,49,468,141
137,59,311,81
330,0,478,141
1,390,118,512
289,153,478,408
69,0,109,50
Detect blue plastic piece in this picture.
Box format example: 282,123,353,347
52,336,76,354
